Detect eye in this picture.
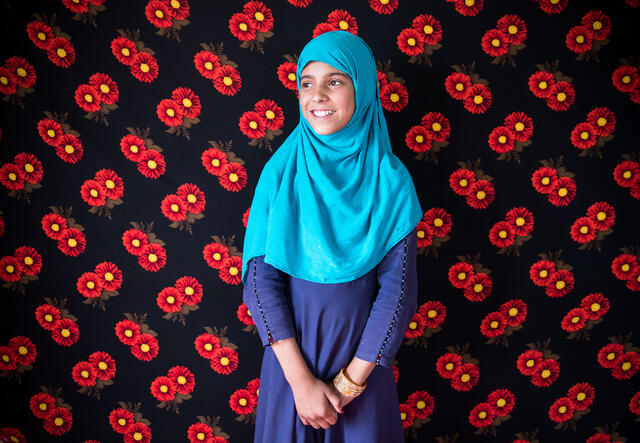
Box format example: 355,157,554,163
329,79,343,86
301,81,312,88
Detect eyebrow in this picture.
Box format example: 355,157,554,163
299,72,350,80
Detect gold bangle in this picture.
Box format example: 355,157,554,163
333,367,367,397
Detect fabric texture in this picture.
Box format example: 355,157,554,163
241,30,423,285
242,227,418,442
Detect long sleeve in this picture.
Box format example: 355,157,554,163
242,255,297,347
354,227,418,368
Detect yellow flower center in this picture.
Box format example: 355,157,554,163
87,281,95,289
591,303,600,312
491,38,501,47
100,84,109,93
622,75,631,84
288,73,296,81
182,98,192,107
455,82,464,91
474,283,483,292
556,280,565,289
498,135,507,144
37,32,46,41
459,179,467,187
229,266,238,276
249,120,258,129
239,398,247,406
67,238,77,247
557,92,566,102
415,135,424,143
400,412,407,420
539,81,548,89
18,346,27,355
427,309,437,318
508,308,518,316
465,0,475,5
265,110,275,119
148,253,157,263
473,95,483,104
558,406,567,414
185,286,194,295
390,93,400,103
407,38,416,46
213,252,221,260
160,385,168,393
81,370,89,378
170,203,179,212
514,122,524,131
140,63,150,73
90,189,99,197
579,226,589,234
577,392,586,401
223,76,233,86
220,357,230,365
458,272,466,280
166,108,175,117
47,129,56,137
204,61,213,70
61,329,70,337
118,418,126,426
497,398,506,407
498,230,507,239
339,20,349,30
460,373,470,382
6,265,14,273
508,25,517,34
211,158,219,167
45,314,53,322
125,329,133,337
416,400,425,409
597,117,607,126
558,187,567,197
171,0,180,8
255,12,264,21
476,191,486,200
622,362,631,371
409,321,417,329
204,343,213,351
65,145,74,154
134,432,143,441
576,35,585,44
229,173,238,182
54,417,64,426
571,316,580,323
526,359,534,367
84,94,93,103
155,10,164,19
622,263,629,271
131,239,140,247
516,217,525,226
239,23,248,32
57,48,67,58
99,362,107,369
432,122,441,131
580,131,589,140
140,343,150,352
39,403,48,411
478,411,487,419
147,160,157,169
197,432,205,440
122,48,130,57
541,369,551,378
596,211,606,221
177,376,186,384
434,218,443,227
490,320,499,329
606,352,615,360
424,25,433,34
166,296,175,304
446,362,453,370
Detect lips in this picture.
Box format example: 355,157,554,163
310,109,335,119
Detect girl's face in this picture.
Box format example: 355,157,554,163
299,61,355,135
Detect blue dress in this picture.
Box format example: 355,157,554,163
242,227,418,443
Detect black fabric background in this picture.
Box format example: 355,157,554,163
0,0,639,441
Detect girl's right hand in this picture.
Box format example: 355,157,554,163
291,375,342,429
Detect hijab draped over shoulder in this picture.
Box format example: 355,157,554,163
241,30,422,285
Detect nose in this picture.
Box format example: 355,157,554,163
312,84,329,102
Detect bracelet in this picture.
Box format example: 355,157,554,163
333,367,367,397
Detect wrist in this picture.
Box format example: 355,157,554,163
286,368,315,390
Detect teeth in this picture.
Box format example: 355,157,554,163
312,110,335,117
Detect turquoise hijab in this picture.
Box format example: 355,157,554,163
241,30,422,285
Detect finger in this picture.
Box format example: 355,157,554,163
299,415,309,426
327,393,344,414
315,416,332,429
323,407,338,425
308,418,321,429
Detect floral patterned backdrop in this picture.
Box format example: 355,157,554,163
0,0,639,442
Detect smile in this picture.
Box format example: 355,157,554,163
310,110,335,118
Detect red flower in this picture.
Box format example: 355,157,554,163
445,72,472,100
201,148,229,176
163,0,190,20
176,183,206,214
72,361,97,386
436,352,462,379
423,208,451,237
26,21,55,50
157,98,183,127
545,269,574,298
411,14,443,45
210,346,239,374
88,351,116,380
124,422,152,443
0,346,17,371
399,403,415,428
504,111,533,142
80,179,107,206
121,228,148,255
610,254,639,280
312,22,335,39
5,56,37,89
130,52,159,83
29,392,56,419
187,423,214,442
611,352,640,380
37,118,64,146
161,194,187,221
194,50,221,79
277,61,298,91
531,167,558,194
92,261,123,293
247,378,260,397
488,126,515,153
597,343,625,369
137,243,167,272
480,311,507,337
327,9,358,34
397,28,424,56
449,169,475,196
57,228,86,257
586,107,616,137
581,10,611,41
76,272,104,298
111,37,138,65
35,304,61,330
51,318,80,347
404,313,426,338
145,0,173,28
288,0,313,5
203,243,230,270
151,375,177,401
629,391,640,415
157,286,183,313
528,70,555,98
451,363,480,391
406,390,434,419
531,359,560,387
566,25,593,54
41,213,68,240
218,162,248,192
546,81,575,111
89,72,119,104
453,0,483,16
415,221,433,248
488,221,515,248
218,256,243,285
131,333,159,362
481,29,509,57
569,216,597,244
611,65,640,93
499,299,527,326
13,152,43,184
421,112,450,142
95,169,124,200
168,365,195,395
55,134,84,164
369,0,398,15
108,408,135,434
586,434,612,443
571,122,597,150
469,402,495,428
561,307,587,332
46,37,76,68
380,82,409,112
254,99,284,131
567,382,595,410
62,0,89,13
237,302,254,326
505,206,534,236
213,65,242,96
171,87,201,119
580,292,609,320
549,397,574,422
195,333,221,359
239,111,267,139
466,180,495,209
8,336,36,366
244,1,274,33
229,388,257,415
487,388,515,416
405,126,432,153
229,12,257,41
0,256,22,282
376,70,389,91
547,176,576,206
137,149,166,179
75,84,102,112
586,201,615,230
43,407,73,436
417,300,446,328
120,134,147,161
516,349,543,376
497,14,527,45
463,84,492,114
115,319,141,346
447,262,474,288
0,163,24,190
537,0,568,14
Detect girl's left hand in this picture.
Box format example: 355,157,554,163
324,380,355,413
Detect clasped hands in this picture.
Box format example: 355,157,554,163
291,373,356,430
